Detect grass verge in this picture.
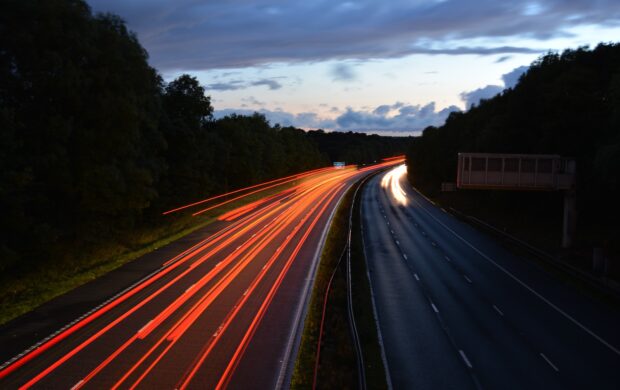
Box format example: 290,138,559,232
291,177,387,389
0,183,294,326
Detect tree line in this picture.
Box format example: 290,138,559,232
407,43,620,252
0,0,407,273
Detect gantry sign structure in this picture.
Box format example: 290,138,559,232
456,153,576,248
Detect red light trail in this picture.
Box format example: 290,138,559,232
1,159,402,389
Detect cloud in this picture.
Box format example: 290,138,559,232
460,85,504,109
460,65,529,108
495,55,512,63
206,78,283,92
207,80,245,91
250,78,283,90
331,63,357,81
87,0,620,70
241,96,265,106
215,101,460,135
501,65,529,88
335,102,459,133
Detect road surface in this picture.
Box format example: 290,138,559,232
0,161,399,389
361,164,620,389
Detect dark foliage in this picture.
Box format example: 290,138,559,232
407,43,620,250
308,129,409,165
0,0,407,273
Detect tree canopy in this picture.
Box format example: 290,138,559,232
0,0,408,273
406,43,620,250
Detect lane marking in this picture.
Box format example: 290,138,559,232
463,275,472,284
431,241,437,247
459,350,473,368
395,240,400,246
493,305,504,316
444,255,451,262
414,273,420,281
431,302,439,313
540,353,559,372
411,193,620,357
402,254,407,260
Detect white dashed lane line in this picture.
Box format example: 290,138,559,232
540,353,559,372
459,350,473,369
493,305,504,316
463,275,472,284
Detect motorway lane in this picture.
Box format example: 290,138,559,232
362,165,620,389
0,161,400,389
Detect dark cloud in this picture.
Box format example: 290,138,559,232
335,102,459,132
331,63,357,81
242,96,265,106
251,79,283,90
501,65,529,88
460,65,529,108
214,101,460,134
207,80,245,91
206,78,283,92
87,0,620,71
495,55,512,63
460,85,504,109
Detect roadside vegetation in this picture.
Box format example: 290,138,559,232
406,44,620,281
0,0,408,324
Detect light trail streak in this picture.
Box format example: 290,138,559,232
176,183,345,389
162,166,335,215
217,189,295,221
82,172,348,389
214,180,347,390
71,191,314,389
381,164,408,205
16,188,302,389
3,159,405,389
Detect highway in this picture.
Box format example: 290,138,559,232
361,164,620,389
0,160,400,389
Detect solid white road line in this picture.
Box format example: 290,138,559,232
410,191,620,357
540,353,559,372
459,350,473,368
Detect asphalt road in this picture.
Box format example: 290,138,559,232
0,161,398,389
361,164,620,390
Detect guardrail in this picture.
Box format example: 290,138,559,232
448,207,620,298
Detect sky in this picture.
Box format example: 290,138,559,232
88,0,620,135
